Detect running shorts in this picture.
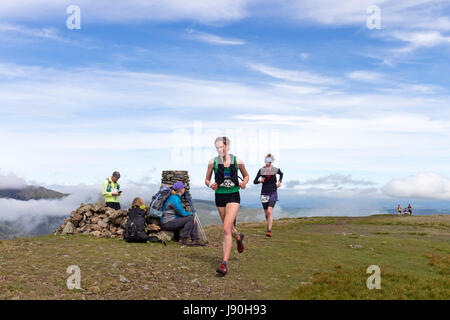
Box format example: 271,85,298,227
215,192,240,207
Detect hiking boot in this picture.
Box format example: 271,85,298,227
216,262,228,275
190,239,206,247
237,233,245,253
178,237,189,246
266,231,272,237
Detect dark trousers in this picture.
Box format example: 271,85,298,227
162,215,199,240
106,202,121,210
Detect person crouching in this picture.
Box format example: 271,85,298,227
161,181,205,246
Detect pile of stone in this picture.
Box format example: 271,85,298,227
53,202,170,240
161,170,193,212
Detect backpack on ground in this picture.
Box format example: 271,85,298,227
125,207,150,243
149,186,171,218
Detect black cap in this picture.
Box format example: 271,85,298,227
112,171,121,179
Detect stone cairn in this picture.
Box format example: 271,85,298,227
53,202,128,238
161,170,193,212
54,171,192,241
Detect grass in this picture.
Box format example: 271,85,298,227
0,214,449,300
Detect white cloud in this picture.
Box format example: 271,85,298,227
0,62,449,187
281,0,448,29
248,63,338,85
0,171,28,189
299,52,309,60
347,70,384,82
382,173,450,200
0,23,64,41
186,28,246,45
0,0,249,24
392,31,450,52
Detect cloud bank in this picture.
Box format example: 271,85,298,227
0,171,28,189
382,173,450,200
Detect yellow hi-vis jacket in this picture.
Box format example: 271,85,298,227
102,177,121,203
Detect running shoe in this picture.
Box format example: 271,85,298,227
216,262,228,275
237,233,245,253
266,231,272,237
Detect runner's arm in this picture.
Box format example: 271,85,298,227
278,168,284,183
253,170,261,184
205,159,214,187
237,158,249,185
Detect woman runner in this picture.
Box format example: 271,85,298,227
253,153,283,237
205,136,249,276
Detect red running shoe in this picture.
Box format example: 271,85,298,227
237,233,245,253
216,262,228,275
266,231,272,237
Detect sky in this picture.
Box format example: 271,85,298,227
0,0,450,215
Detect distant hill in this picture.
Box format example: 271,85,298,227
0,186,68,201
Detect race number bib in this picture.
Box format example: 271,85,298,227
261,195,270,203
220,179,235,188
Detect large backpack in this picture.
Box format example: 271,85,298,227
124,207,149,243
149,186,172,218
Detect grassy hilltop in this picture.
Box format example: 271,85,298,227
0,214,449,300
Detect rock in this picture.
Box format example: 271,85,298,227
92,231,101,238
97,220,108,228
71,213,83,223
102,230,112,238
149,218,161,226
156,231,174,242
90,224,102,232
89,286,100,293
349,244,363,249
62,222,75,235
119,275,130,283
93,202,106,211
91,217,100,224
147,224,161,232
190,279,201,287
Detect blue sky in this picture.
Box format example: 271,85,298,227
0,0,450,204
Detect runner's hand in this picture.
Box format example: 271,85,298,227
260,177,265,183
210,183,218,190
277,182,281,188
112,192,119,196
239,182,247,189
